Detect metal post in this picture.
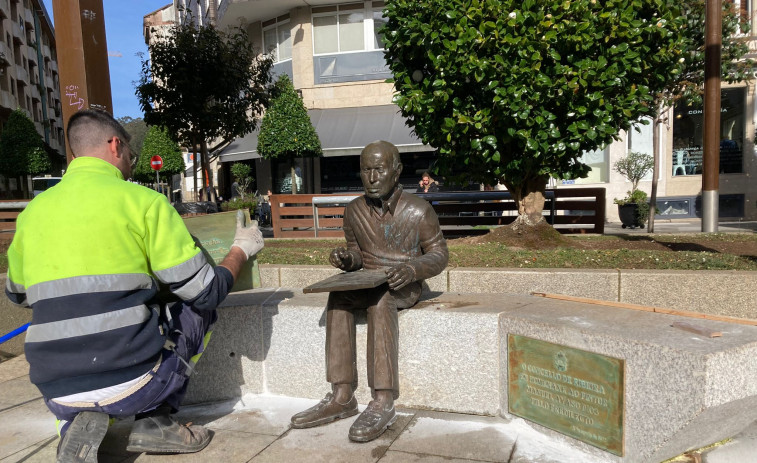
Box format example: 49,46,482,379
52,0,114,163
702,0,722,232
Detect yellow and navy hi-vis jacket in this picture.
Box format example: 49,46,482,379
5,157,233,398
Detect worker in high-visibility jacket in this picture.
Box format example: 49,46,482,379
5,109,264,462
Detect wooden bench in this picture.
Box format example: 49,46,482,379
0,200,30,238
269,188,605,238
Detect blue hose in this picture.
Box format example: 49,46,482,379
0,323,29,344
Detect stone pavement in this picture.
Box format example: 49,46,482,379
0,355,605,463
3,355,757,463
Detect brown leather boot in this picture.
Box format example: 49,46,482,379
290,392,359,429
126,412,211,454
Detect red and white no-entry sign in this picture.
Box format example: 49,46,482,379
150,155,163,171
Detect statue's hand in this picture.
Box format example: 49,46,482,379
386,263,416,290
329,247,353,270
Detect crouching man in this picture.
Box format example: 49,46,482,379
5,109,264,462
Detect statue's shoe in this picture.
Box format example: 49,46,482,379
290,392,358,429
348,399,396,443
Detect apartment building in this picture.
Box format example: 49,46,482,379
0,0,65,177
161,1,757,222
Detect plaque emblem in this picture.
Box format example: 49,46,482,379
554,351,568,372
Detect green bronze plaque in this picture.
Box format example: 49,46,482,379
508,334,624,456
183,211,261,292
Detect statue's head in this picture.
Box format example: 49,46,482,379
360,141,402,201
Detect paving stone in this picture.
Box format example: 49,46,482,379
177,394,316,436
0,399,56,459
132,429,277,462
0,375,42,405
0,435,57,463
379,451,473,462
251,408,414,463
0,355,29,383
389,410,516,462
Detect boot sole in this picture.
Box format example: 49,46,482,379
56,411,109,463
290,407,359,429
348,413,398,443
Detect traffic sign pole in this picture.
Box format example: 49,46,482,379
150,155,164,195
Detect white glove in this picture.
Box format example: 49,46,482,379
231,210,264,258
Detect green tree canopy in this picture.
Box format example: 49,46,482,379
117,116,149,157
137,23,272,200
132,126,185,183
257,75,322,194
0,109,50,179
383,0,686,227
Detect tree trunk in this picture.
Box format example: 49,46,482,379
200,138,217,203
290,163,298,194
192,136,199,202
504,175,548,230
648,105,664,233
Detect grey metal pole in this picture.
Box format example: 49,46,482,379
702,0,721,232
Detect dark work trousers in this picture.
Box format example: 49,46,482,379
325,281,421,400
45,302,216,434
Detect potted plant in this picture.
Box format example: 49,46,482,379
613,151,654,229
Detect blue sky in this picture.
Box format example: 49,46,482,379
43,0,171,119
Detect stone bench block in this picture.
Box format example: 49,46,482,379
185,289,504,414
619,270,757,319
498,294,757,463
447,268,619,301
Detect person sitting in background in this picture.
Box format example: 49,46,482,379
416,172,439,193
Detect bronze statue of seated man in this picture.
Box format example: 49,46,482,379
290,140,449,442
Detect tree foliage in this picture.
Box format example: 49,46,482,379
0,109,50,179
614,151,654,194
257,75,322,193
132,126,185,183
383,0,686,227
117,116,149,157
137,22,272,200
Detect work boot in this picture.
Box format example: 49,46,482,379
290,392,359,429
126,413,211,454
56,411,109,463
348,399,396,443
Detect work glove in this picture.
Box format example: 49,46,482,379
231,210,264,258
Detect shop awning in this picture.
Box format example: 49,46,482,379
218,105,431,162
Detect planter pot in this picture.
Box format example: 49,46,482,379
618,203,645,229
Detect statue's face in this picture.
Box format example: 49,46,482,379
360,148,401,201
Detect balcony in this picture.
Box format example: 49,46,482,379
15,66,27,84
24,7,33,29
0,89,14,110
29,81,39,101
27,44,37,63
0,0,9,20
12,22,24,44
0,40,10,65
42,44,50,59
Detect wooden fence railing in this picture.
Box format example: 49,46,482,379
0,200,30,238
269,188,605,238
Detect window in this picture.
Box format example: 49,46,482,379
627,117,654,182
672,87,745,176
557,146,609,185
312,2,385,55
262,15,291,63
